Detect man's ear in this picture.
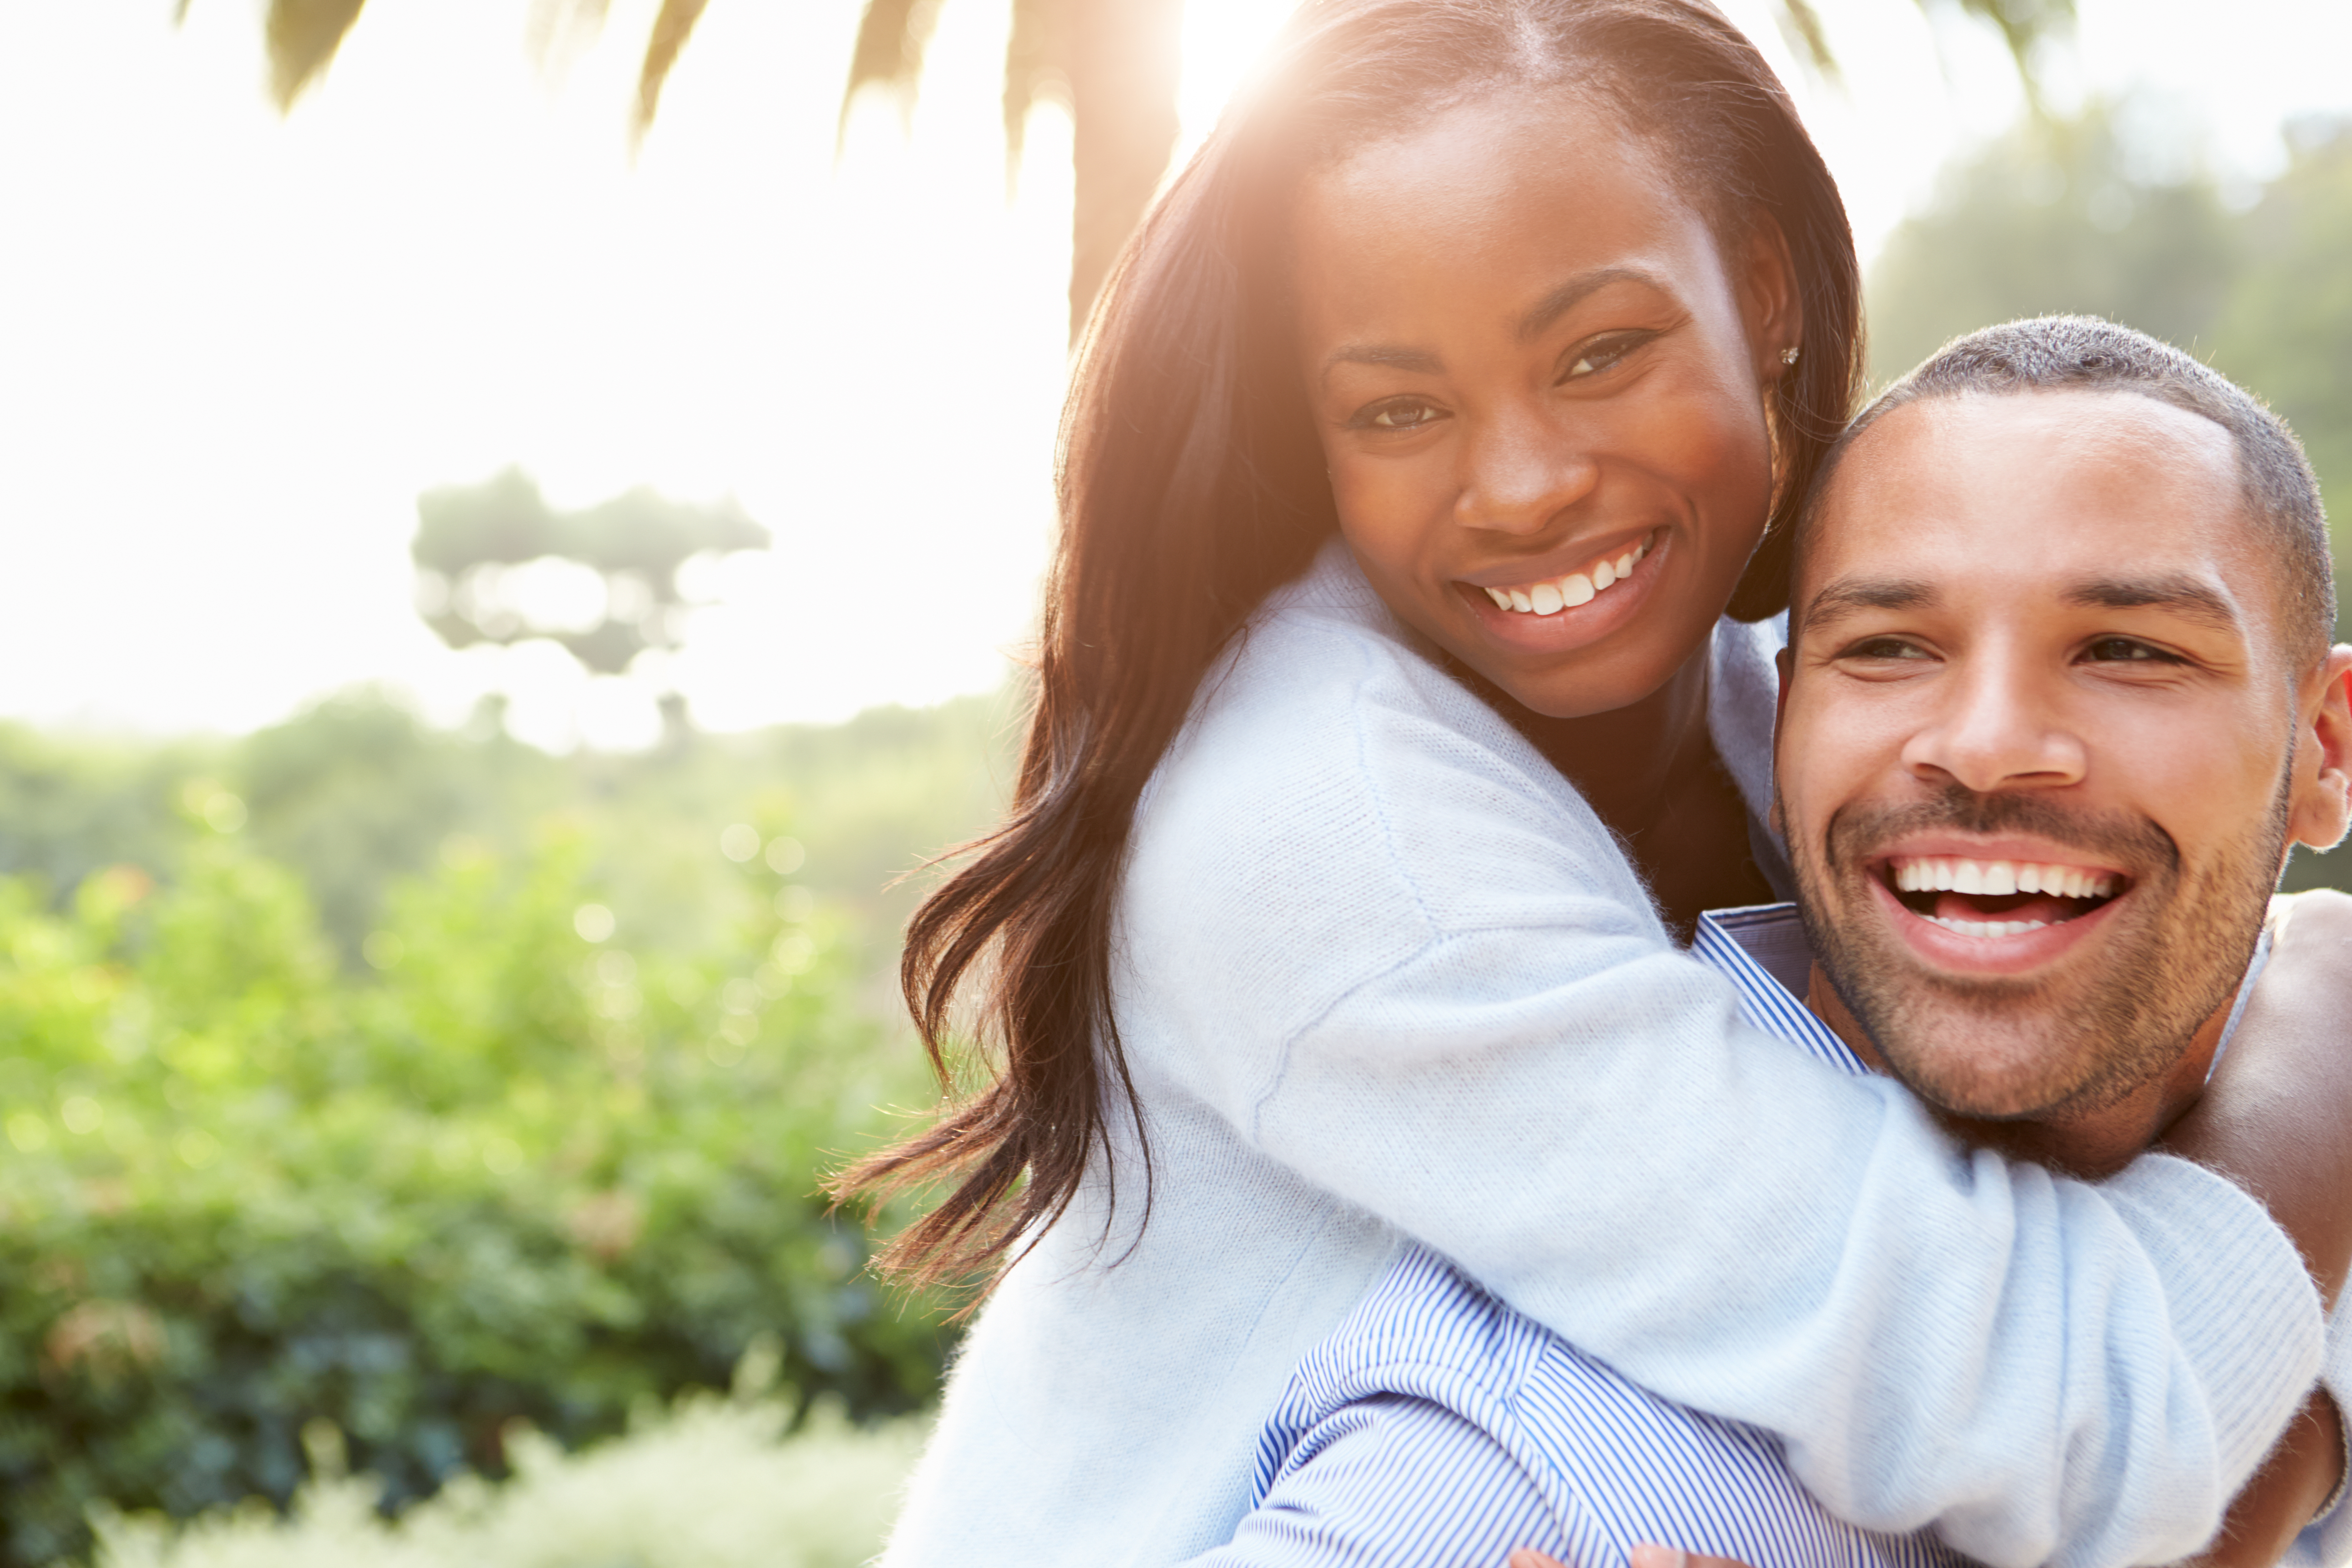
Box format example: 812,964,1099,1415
2286,645,2352,852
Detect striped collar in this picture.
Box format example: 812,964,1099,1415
1691,903,1870,1077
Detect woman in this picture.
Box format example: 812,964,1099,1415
843,2,2352,1562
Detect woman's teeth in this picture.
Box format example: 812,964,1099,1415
1481,537,1649,616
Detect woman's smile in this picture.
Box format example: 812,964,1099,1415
1453,526,1668,654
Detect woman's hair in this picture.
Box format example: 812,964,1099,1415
835,0,1862,1293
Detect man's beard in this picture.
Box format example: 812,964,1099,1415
1789,775,2288,1121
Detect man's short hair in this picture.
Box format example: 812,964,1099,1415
1800,315,2336,664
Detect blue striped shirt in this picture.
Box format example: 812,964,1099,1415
1188,903,2327,1568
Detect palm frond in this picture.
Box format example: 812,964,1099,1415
634,0,712,134
1932,0,2077,112
841,0,948,139
1003,0,1075,170
1771,0,1841,82
263,0,369,110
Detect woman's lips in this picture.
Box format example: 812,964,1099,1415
1454,529,1666,653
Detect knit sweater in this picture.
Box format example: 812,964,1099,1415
878,539,2323,1568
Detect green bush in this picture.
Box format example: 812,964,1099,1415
0,818,947,1565
87,1375,924,1568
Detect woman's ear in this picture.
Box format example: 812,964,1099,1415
1737,214,1804,386
2287,646,2352,853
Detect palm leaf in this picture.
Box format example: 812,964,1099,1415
841,0,948,137
1772,0,1840,81
262,0,370,110
635,0,712,133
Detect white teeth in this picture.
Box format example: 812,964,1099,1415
1926,915,2053,939
1889,857,2121,903
1477,532,1652,616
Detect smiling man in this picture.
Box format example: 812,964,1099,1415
1191,318,2352,1568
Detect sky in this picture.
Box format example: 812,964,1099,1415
3,0,2350,749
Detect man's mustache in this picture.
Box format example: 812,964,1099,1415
1822,783,2179,881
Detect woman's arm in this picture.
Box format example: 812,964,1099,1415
2163,893,2352,1311
1127,621,2344,1568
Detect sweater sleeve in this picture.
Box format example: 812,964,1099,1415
1117,619,2325,1568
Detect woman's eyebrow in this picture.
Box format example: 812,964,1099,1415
1516,264,1667,343
1322,343,1445,379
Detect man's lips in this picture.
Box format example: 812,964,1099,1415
1862,842,2134,977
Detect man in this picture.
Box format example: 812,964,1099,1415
1192,317,2352,1568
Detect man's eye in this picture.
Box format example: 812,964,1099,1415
1843,637,1932,661
2083,637,2185,665
1363,400,1440,430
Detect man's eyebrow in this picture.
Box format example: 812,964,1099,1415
2063,574,2242,633
1799,576,1938,635
1516,265,1665,344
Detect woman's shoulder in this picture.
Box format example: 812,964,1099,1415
1123,542,1648,954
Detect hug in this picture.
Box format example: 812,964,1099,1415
838,1,2352,1563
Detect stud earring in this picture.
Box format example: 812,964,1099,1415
1780,346,1801,367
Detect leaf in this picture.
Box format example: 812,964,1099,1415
1929,0,2078,113
840,0,948,139
1003,0,1075,169
264,0,370,110
634,0,712,136
1771,0,1841,82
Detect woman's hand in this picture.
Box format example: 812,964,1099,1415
2160,889,2352,1309
1508,1545,1754,1568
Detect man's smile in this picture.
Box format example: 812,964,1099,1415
1858,837,2138,978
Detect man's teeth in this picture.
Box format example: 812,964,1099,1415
1925,915,2052,939
1889,858,2119,900
1482,538,1648,615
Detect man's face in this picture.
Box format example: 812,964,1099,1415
1775,390,2352,1122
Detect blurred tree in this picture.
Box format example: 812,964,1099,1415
1865,97,2242,386
214,0,2073,338
2206,118,2352,538
412,467,769,722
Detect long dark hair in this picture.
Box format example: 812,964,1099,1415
836,0,1863,1294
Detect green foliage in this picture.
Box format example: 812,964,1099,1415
1865,99,2243,387
88,1386,923,1568
0,814,948,1566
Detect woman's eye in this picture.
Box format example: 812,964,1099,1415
1363,400,1440,430
2083,637,2184,666
1562,332,1650,381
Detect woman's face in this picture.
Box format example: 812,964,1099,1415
1291,95,1802,719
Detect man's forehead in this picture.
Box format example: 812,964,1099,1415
1799,390,2256,610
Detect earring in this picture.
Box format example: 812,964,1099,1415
1780,346,1801,367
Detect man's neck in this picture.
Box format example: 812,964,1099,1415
1802,964,2231,1179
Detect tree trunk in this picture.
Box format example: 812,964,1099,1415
1066,0,1185,340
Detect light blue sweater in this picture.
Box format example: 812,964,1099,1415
879,540,2324,1568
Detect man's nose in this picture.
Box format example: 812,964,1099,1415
1453,406,1600,535
1900,646,2087,794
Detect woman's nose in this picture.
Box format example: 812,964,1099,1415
1453,408,1600,535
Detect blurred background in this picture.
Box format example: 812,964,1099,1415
3,0,2351,1562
